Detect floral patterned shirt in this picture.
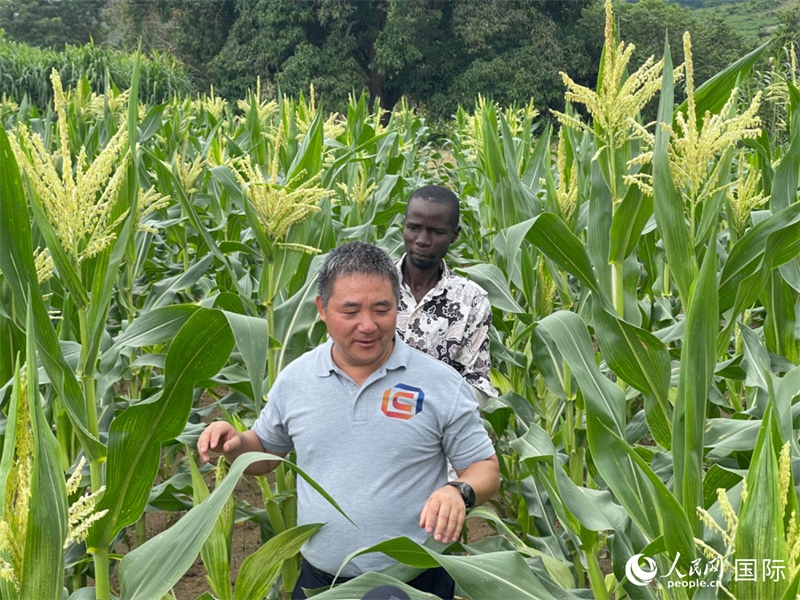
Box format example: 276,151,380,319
396,256,497,400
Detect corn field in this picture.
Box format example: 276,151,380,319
3,2,800,598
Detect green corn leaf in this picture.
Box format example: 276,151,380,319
591,305,672,447
653,37,697,304
762,273,798,364
19,301,68,599
107,304,202,354
772,81,800,212
189,454,232,600
530,326,568,400
141,253,214,311
88,308,235,549
734,406,788,600
310,572,438,600
456,264,523,313
672,239,718,533
85,215,135,376
588,159,613,297
163,160,239,280
538,312,624,434
609,166,652,264
718,202,800,314
552,462,627,534
523,213,600,295
538,311,696,565
740,325,771,413
0,127,104,462
0,356,21,600
341,537,566,600
509,421,556,462
118,452,267,600
287,107,323,181
466,505,575,590
273,255,325,373
233,523,323,600
222,310,269,411
119,451,339,600
675,41,768,121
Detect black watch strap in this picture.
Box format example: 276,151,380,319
444,481,475,509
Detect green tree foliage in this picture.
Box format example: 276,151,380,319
0,0,107,48
115,0,599,119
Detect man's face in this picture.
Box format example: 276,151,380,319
316,273,398,373
403,197,460,271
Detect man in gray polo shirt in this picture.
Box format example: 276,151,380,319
198,241,500,599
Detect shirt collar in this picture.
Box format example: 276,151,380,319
397,254,450,298
314,332,410,377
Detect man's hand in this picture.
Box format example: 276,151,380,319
197,423,284,474
197,422,245,463
419,484,466,544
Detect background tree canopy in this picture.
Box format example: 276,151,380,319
0,0,787,119
0,0,106,48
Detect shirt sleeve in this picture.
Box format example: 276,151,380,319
442,379,495,471
251,383,294,454
455,293,498,399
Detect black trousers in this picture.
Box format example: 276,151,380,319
292,557,456,599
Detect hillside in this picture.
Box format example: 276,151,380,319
673,0,797,40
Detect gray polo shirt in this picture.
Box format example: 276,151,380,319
252,334,495,576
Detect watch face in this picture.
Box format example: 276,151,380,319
459,482,475,508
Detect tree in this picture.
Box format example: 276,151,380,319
0,0,107,48
112,0,600,119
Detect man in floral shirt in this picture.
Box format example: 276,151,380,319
396,185,498,406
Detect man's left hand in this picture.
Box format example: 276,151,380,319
419,485,465,544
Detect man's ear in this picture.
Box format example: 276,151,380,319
315,296,326,321
452,225,461,243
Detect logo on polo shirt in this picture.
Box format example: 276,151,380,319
381,384,425,420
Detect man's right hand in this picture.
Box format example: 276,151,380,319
197,422,245,463
197,423,284,474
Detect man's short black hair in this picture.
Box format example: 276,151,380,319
407,185,460,231
317,241,401,308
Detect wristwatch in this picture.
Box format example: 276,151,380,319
444,481,475,509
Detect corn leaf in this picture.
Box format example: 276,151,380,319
222,311,268,410
734,406,788,600
675,41,768,121
341,537,566,600
88,308,235,548
119,451,339,600
0,356,20,600
310,572,438,600
609,167,652,263
772,81,800,212
588,159,613,298
538,311,695,566
718,202,800,314
273,256,325,373
653,38,696,304
672,239,718,533
233,523,323,600
456,264,523,313
19,302,68,599
0,127,105,462
119,452,267,600
189,454,233,600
